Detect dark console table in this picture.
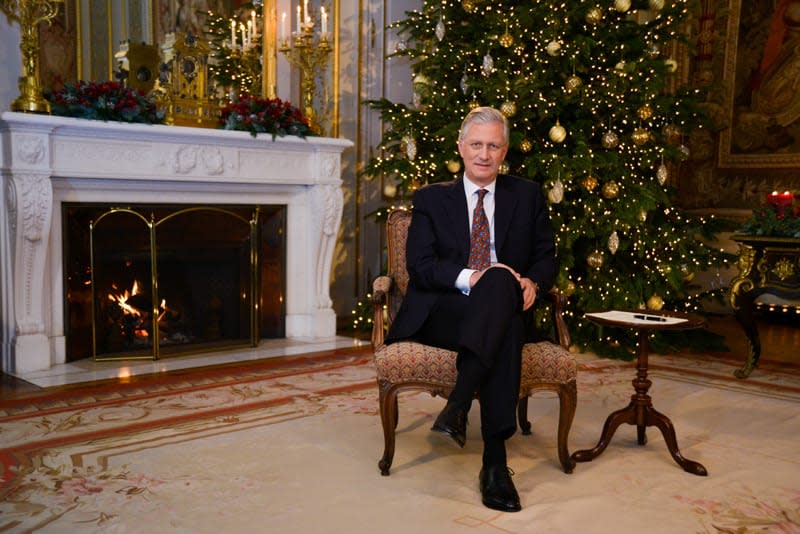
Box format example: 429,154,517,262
729,234,800,378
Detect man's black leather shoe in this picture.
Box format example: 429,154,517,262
431,402,467,448
479,465,522,512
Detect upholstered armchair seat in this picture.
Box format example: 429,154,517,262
372,209,577,476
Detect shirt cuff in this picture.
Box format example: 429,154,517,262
455,268,476,295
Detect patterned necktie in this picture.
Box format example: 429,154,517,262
467,189,491,270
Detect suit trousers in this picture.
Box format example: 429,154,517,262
413,268,524,440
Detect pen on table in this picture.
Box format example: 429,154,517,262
633,314,667,322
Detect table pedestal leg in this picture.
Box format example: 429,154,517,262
571,330,707,476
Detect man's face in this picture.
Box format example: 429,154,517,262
457,121,508,187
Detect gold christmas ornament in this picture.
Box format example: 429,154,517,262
499,32,514,48
665,58,678,72
564,75,583,93
500,100,517,117
632,127,650,145
582,175,599,191
499,161,510,174
639,209,648,222
601,131,620,149
546,40,562,56
614,0,631,12
602,180,620,199
585,6,603,25
637,104,653,120
383,183,398,198
549,120,567,143
562,280,576,297
587,251,605,269
608,231,620,254
547,179,565,203
519,139,533,152
664,123,681,143
648,0,665,11
656,162,668,185
646,294,664,311
447,159,461,173
469,98,480,109
681,264,695,282
461,0,476,13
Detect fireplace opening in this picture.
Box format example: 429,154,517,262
63,204,286,361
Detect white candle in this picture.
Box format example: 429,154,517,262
231,19,236,48
281,12,287,40
251,10,257,38
296,5,301,32
303,0,310,24
247,20,252,44
241,23,246,48
321,6,327,34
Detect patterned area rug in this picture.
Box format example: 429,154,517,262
1,347,798,533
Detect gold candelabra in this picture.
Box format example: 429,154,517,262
279,18,331,135
1,0,63,113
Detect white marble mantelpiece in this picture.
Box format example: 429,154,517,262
0,111,352,375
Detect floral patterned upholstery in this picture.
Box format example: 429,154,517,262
372,209,577,477
375,341,576,386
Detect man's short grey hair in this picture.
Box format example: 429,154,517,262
458,106,509,144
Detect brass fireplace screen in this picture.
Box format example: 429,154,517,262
63,204,286,362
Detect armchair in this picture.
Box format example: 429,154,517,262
371,208,577,476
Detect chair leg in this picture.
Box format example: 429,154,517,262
378,380,399,476
518,395,532,435
557,381,577,474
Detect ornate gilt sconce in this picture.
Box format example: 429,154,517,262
1,0,63,113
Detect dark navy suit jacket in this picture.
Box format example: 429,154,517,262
386,174,556,343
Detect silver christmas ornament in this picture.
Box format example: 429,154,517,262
608,231,619,254
435,18,446,41
656,163,668,185
482,53,495,76
547,179,564,203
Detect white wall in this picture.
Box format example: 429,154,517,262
1,18,22,111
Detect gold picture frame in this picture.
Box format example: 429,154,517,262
717,0,800,168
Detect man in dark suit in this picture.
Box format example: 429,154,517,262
385,106,556,512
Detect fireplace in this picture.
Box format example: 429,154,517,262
1,111,351,375
63,204,285,361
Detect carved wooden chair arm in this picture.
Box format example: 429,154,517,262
371,275,394,348
543,287,571,349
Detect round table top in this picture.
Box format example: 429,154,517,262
584,309,707,331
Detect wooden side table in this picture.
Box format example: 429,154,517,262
729,234,800,378
571,309,708,476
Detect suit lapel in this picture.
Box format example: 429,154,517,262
493,175,517,259
442,178,470,255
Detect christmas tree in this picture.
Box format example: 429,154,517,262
365,0,731,357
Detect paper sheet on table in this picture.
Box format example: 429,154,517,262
584,310,688,325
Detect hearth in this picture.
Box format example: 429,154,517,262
63,204,285,361
1,111,350,375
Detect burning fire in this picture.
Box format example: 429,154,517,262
109,280,143,317
108,281,175,344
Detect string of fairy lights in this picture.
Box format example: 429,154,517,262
360,0,731,356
